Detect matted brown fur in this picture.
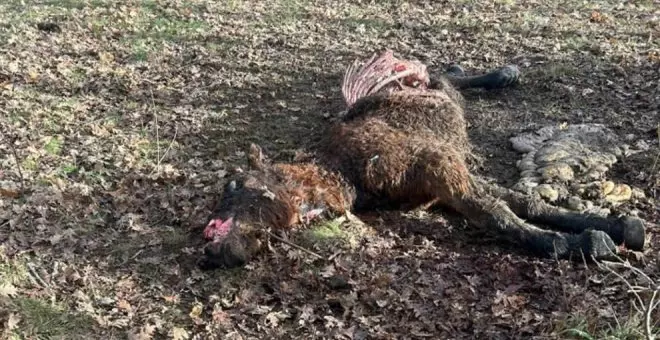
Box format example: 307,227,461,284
320,117,471,206
230,148,355,232
272,163,355,221
201,153,357,268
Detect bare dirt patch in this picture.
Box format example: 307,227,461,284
1,0,658,339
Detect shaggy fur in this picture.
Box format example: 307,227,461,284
198,50,646,270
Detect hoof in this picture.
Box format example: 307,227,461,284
620,216,646,251
578,230,618,261
197,256,220,271
201,240,249,270
446,64,466,77
482,65,520,90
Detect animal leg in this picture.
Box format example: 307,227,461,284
475,177,646,251
440,64,520,90
448,193,618,260
412,149,617,260
446,64,466,77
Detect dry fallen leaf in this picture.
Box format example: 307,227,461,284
0,188,20,198
589,11,606,23
0,283,18,297
6,313,20,330
171,326,189,340
163,294,179,304
189,302,203,325
127,324,156,340
26,70,40,83
212,307,232,327
118,299,132,312
49,233,63,245
98,51,115,65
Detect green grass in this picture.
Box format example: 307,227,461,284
0,249,94,339
58,163,78,176
130,39,150,62
299,217,369,251
0,251,98,338
129,7,210,42
531,63,581,82
40,0,108,10
339,17,390,33
20,155,39,172
6,296,97,339
44,136,63,156
556,311,656,340
307,219,344,240
225,0,245,12
0,251,28,287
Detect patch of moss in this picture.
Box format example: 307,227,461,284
0,251,28,287
44,136,64,156
8,296,97,339
299,217,368,251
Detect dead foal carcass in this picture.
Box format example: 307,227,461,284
198,50,646,270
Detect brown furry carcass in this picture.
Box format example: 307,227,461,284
199,50,646,269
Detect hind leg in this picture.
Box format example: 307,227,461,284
411,149,618,260
449,194,618,260
475,177,646,251
433,64,521,90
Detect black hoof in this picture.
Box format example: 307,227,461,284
446,64,466,77
200,240,249,270
620,216,646,251
578,230,617,261
197,256,220,271
482,65,520,90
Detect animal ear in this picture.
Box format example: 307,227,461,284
226,180,237,192
247,143,267,170
224,180,242,195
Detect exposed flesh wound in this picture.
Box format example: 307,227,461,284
341,49,430,108
203,217,233,242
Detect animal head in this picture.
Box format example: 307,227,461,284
198,144,296,270
341,49,430,108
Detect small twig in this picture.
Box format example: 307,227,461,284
598,260,647,309
648,124,660,196
26,262,51,290
254,207,326,261
158,127,178,166
9,141,25,195
653,297,660,330
119,249,144,266
552,241,571,312
157,125,178,165
148,125,178,176
645,290,657,340
653,294,660,312
262,229,324,260
596,257,659,340
235,322,259,336
150,89,160,174
604,254,655,285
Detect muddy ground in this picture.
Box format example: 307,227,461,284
0,0,658,339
